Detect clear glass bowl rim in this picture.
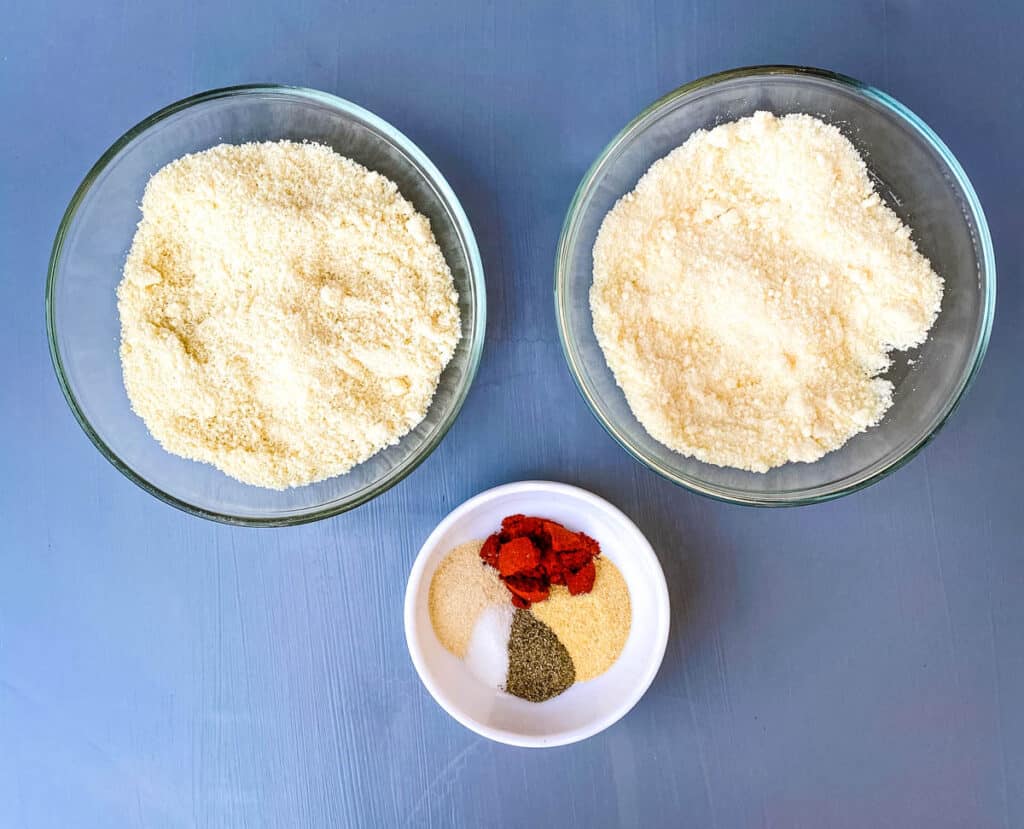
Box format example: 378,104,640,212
46,84,487,526
554,64,997,507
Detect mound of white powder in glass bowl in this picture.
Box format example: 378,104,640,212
117,141,460,489
591,111,943,473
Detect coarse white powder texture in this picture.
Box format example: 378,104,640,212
464,604,515,691
591,112,944,472
117,141,460,489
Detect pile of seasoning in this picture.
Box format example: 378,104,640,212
427,514,632,703
479,514,601,606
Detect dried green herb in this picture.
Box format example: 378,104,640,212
505,609,575,702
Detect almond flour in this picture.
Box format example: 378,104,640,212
591,111,944,472
117,141,460,488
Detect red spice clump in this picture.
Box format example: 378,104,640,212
480,514,601,608
498,537,540,576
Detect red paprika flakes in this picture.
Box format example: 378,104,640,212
505,576,549,608
480,514,601,609
565,561,597,595
497,537,540,576
479,534,500,569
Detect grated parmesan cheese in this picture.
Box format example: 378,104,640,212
591,111,943,472
117,141,460,488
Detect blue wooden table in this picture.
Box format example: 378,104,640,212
2,1,1023,826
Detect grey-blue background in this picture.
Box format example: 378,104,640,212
2,1,1022,827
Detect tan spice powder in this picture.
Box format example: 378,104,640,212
529,557,631,681
428,540,508,658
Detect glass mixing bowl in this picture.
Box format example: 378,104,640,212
48,86,486,526
555,66,995,506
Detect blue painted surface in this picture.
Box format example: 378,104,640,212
2,1,1023,826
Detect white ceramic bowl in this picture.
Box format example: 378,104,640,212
404,481,670,747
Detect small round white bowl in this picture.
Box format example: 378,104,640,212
404,480,670,748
